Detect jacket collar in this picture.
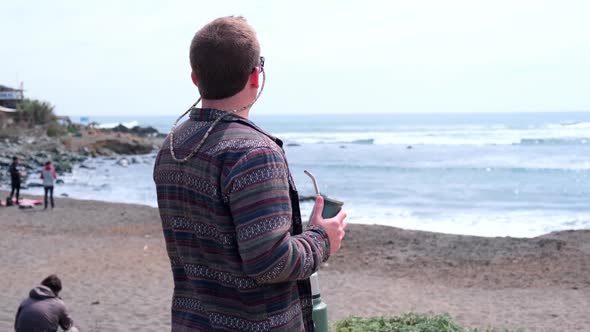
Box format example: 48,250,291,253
189,108,283,148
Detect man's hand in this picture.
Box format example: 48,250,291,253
310,196,347,255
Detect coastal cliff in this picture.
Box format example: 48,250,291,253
0,124,164,187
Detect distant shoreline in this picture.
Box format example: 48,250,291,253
3,187,589,239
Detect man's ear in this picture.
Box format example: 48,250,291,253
191,72,198,87
249,69,259,88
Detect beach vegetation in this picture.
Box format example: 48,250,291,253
11,98,75,137
332,314,526,332
15,98,57,126
47,122,67,137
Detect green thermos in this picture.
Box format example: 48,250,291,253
310,272,328,332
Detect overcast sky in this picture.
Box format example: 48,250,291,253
1,0,589,117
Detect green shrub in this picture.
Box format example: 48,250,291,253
333,314,462,332
15,98,56,126
66,125,80,135
332,314,526,332
47,122,66,137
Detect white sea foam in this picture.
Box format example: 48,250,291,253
277,126,590,146
298,201,590,238
36,152,589,238
552,121,590,129
276,131,590,145
97,120,139,129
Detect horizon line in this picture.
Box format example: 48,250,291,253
61,110,590,118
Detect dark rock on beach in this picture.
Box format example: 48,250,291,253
91,139,153,155
112,124,162,137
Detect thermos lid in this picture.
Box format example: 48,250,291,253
310,272,321,297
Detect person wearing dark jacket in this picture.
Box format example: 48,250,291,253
15,275,77,332
9,156,21,205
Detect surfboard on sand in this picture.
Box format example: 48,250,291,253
18,199,43,206
1,197,43,207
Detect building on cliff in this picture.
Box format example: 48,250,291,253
0,84,24,129
0,84,24,109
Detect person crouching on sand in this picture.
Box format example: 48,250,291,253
14,274,78,332
41,161,57,209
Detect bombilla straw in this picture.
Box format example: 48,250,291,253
304,170,321,196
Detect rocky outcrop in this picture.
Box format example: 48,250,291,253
1,125,163,188
0,138,84,187
90,139,154,155
111,125,164,137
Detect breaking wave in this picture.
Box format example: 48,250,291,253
278,122,590,146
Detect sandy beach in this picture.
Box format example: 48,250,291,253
1,192,589,331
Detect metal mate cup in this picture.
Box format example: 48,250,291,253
321,196,344,219
304,170,344,219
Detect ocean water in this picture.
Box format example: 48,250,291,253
59,112,590,237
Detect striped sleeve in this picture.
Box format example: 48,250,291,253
224,146,330,284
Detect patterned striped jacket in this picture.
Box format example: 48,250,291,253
153,108,331,331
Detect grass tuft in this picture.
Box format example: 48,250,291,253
332,314,526,332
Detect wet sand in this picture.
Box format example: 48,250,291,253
1,192,589,331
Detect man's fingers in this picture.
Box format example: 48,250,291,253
310,196,325,226
335,208,347,221
313,196,324,216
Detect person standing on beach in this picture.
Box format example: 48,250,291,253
9,156,21,205
14,274,78,332
41,161,57,209
153,16,347,331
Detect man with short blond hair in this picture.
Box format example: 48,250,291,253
154,16,347,331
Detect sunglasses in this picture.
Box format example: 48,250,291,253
259,56,265,73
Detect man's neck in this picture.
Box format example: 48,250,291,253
201,97,252,119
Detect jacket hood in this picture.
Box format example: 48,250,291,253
29,285,57,300
44,165,53,170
